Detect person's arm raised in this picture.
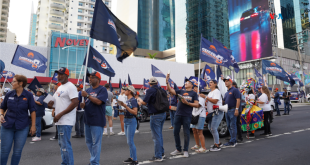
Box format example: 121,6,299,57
166,74,176,96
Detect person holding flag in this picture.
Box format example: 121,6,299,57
32,88,47,142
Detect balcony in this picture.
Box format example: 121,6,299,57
2,8,8,12
2,3,9,7
0,30,6,35
49,17,64,23
50,3,65,10
1,19,7,23
49,24,63,30
51,0,65,3
50,9,64,16
0,35,5,38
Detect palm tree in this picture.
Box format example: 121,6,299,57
147,53,157,59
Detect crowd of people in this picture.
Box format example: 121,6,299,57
0,66,292,165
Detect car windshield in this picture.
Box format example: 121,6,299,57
241,9,254,17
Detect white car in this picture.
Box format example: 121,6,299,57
41,108,54,132
306,93,310,102
270,98,292,111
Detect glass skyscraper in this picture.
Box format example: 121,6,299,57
137,0,175,51
28,2,37,46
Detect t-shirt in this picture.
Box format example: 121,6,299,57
175,89,198,117
84,86,108,127
283,92,291,101
35,95,46,117
118,94,127,110
53,82,78,126
258,93,271,112
143,85,166,114
206,89,222,113
106,91,113,106
125,97,138,117
192,96,206,117
112,99,117,107
223,87,241,109
169,95,177,106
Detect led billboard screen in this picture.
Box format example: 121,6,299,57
228,0,272,62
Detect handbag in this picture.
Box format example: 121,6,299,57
206,112,214,123
191,107,204,125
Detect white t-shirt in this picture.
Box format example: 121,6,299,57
258,93,271,112
192,96,206,117
112,99,117,107
118,94,127,110
53,82,78,126
206,89,223,113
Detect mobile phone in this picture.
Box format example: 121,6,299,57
177,94,184,100
168,70,170,74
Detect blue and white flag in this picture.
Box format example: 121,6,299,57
144,79,150,90
262,60,295,86
168,79,178,90
83,46,115,77
28,77,43,94
52,72,58,82
123,80,127,87
200,64,215,83
1,70,15,79
189,76,206,90
90,0,138,62
0,60,5,74
151,64,166,78
11,45,47,73
254,68,262,78
128,74,132,85
216,66,223,81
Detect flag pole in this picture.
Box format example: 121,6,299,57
198,34,202,94
82,37,91,101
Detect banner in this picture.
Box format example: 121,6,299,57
254,68,262,78
188,76,206,90
52,72,58,82
128,74,132,85
262,60,295,86
0,70,15,79
200,64,215,83
151,64,166,78
0,60,4,73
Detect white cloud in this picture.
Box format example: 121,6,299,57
7,0,38,45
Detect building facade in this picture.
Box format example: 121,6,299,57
28,2,37,46
6,29,18,44
0,0,10,42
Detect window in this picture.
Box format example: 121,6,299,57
78,9,83,13
77,29,82,34
78,16,83,20
90,4,94,8
89,11,94,15
79,2,83,6
88,18,92,21
77,22,82,26
105,2,109,5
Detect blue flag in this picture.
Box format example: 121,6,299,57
200,36,231,69
157,81,161,87
216,66,223,81
109,76,113,92
52,72,58,82
200,64,215,82
28,77,43,94
123,80,126,87
128,74,132,85
83,46,115,77
144,79,150,90
0,60,5,74
182,77,188,89
168,79,178,90
1,70,15,79
212,38,239,73
151,65,166,78
11,45,47,73
189,76,207,90
254,68,262,78
262,60,295,86
91,0,138,62
119,79,122,93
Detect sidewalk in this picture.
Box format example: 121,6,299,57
291,103,310,107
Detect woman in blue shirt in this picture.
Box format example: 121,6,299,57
119,86,139,165
0,74,36,165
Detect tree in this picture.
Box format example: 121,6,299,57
147,53,157,59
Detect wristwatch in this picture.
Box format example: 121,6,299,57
86,94,90,98
235,108,239,110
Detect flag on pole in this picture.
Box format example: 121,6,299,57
83,46,115,77
128,74,132,85
168,79,178,90
52,72,58,82
11,45,47,73
0,60,5,73
254,68,262,78
90,0,138,62
109,76,113,92
0,70,15,79
119,79,122,93
262,60,295,86
144,79,150,89
28,77,43,94
123,80,126,87
188,76,206,90
216,66,223,81
151,64,166,78
200,64,215,82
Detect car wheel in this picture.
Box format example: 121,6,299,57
271,105,275,112
140,110,148,122
218,120,229,138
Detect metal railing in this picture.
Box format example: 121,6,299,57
49,17,64,23
50,10,64,16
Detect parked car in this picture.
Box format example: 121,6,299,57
306,93,310,102
29,108,54,135
270,92,292,111
240,6,264,32
289,91,300,103
138,95,170,122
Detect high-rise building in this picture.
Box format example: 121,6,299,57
0,0,10,42
175,0,187,63
6,29,18,44
185,0,230,63
28,1,37,46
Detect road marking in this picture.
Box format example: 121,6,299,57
29,142,35,144
284,132,291,134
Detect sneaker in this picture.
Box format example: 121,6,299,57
123,158,133,163
268,133,273,136
191,145,200,151
113,117,117,120
148,156,163,162
103,132,108,136
210,145,221,152
248,133,255,138
275,114,281,116
72,135,81,138
170,150,183,156
222,142,237,148
50,137,57,141
130,161,139,165
110,132,115,136
169,126,174,129
118,131,125,136
32,137,41,142
183,151,189,158
283,113,287,115
195,147,207,153
210,142,223,148
162,153,166,159
135,130,139,134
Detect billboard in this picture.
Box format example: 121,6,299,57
228,0,272,62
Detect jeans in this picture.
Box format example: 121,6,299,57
208,110,224,144
284,101,290,114
170,110,176,127
113,106,118,117
57,125,74,165
36,116,42,137
85,124,103,165
124,118,137,161
275,103,280,115
150,112,166,158
225,109,237,144
75,111,85,136
173,115,191,152
263,111,271,134
1,125,29,165
236,111,243,140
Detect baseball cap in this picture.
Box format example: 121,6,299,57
127,85,136,93
122,86,128,90
185,78,196,87
275,88,279,90
76,84,83,89
283,87,287,90
53,82,61,86
87,71,101,80
149,77,158,84
136,91,140,96
223,76,233,83
211,79,218,84
36,88,45,93
55,67,69,76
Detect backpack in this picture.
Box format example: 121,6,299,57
152,87,170,113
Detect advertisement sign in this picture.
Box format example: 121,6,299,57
228,0,272,62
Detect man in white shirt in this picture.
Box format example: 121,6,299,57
48,67,79,165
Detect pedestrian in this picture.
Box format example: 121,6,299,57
50,82,62,141
166,76,199,158
222,76,241,148
47,67,79,165
257,86,272,136
117,87,127,135
80,71,108,165
119,86,139,165
72,84,85,138
103,83,114,136
112,95,118,120
257,87,262,98
232,81,243,142
168,92,177,129
141,77,167,161
190,86,207,153
32,88,47,142
282,88,291,115
135,91,142,134
272,88,280,116
0,74,36,165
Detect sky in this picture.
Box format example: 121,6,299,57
8,0,38,45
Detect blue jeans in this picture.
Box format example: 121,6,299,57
75,111,85,136
36,116,42,137
170,110,176,127
284,101,290,114
1,125,29,165
57,125,74,165
113,106,118,117
85,124,103,165
275,103,280,115
124,118,137,161
208,111,224,144
225,109,237,144
173,115,191,152
150,112,166,158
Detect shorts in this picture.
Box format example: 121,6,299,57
106,106,113,116
119,111,125,115
190,117,206,130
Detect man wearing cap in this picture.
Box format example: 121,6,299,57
272,88,280,116
47,67,79,165
80,71,108,165
50,82,62,141
222,76,240,148
32,88,47,142
72,84,85,138
166,76,199,158
103,83,114,136
282,88,291,115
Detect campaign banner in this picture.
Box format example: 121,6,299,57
0,70,15,79
262,60,295,86
200,64,215,83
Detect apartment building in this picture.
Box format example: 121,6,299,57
6,29,18,44
0,0,10,42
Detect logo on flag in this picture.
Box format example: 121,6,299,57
27,52,34,58
101,62,108,69
18,57,44,69
270,63,276,66
108,19,116,32
93,55,102,63
210,45,217,52
201,48,227,64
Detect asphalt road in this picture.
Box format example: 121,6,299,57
4,105,310,165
